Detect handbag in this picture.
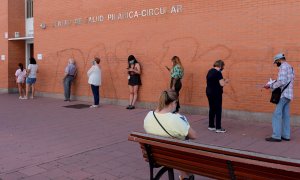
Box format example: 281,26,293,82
270,81,291,104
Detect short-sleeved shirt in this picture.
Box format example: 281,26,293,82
65,63,77,76
206,68,223,95
171,65,184,79
144,111,190,140
27,64,38,78
15,69,27,83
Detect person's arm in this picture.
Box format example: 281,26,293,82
87,66,94,76
271,65,288,89
187,127,197,140
219,78,229,86
134,63,141,74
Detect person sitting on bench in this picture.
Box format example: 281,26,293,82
144,89,197,180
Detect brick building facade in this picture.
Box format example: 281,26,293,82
0,0,299,122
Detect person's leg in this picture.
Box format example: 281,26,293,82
128,85,134,106
215,95,223,130
31,84,35,98
282,98,291,139
174,79,182,112
64,76,73,100
131,85,139,107
94,85,99,105
271,98,285,139
17,83,22,98
63,77,68,100
91,85,97,105
25,80,30,99
21,83,26,97
207,94,216,128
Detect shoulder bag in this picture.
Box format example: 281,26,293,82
270,81,291,104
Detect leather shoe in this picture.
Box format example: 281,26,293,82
265,137,281,142
281,137,290,141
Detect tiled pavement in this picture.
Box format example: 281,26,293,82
0,93,299,180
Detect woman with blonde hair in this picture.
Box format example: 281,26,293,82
144,89,197,180
166,56,184,113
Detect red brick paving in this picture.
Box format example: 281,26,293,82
0,93,299,180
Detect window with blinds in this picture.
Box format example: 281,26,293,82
26,0,33,18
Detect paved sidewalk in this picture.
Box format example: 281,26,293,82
0,93,299,180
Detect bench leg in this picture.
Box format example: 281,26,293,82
153,167,174,180
226,160,236,180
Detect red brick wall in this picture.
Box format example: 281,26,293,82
7,0,26,89
32,0,300,115
0,0,8,89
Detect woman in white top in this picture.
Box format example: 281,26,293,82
144,89,197,180
25,57,38,99
15,63,27,99
87,57,102,108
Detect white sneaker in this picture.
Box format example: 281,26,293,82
90,105,99,108
216,128,226,133
208,127,216,131
19,96,23,99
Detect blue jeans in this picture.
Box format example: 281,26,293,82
91,85,99,105
63,76,74,100
272,97,291,140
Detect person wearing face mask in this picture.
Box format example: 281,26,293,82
87,57,102,108
63,58,77,101
144,89,197,180
206,60,229,133
264,53,295,142
126,55,142,110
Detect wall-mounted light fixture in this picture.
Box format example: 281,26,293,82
40,23,47,29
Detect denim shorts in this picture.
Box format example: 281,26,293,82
26,77,36,85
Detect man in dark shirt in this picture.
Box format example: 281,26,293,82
206,60,229,133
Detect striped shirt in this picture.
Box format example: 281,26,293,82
271,62,295,100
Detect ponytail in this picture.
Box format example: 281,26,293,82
18,63,24,72
157,90,178,111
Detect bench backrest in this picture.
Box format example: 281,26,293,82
128,132,300,180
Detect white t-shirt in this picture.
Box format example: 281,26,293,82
15,69,27,83
87,65,101,86
144,111,190,140
27,64,38,78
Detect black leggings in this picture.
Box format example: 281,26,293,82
207,94,222,129
170,78,182,113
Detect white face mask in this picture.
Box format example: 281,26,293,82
129,60,135,64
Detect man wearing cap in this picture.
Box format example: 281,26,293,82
264,53,294,142
63,58,77,101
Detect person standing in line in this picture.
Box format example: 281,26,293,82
126,55,141,110
63,58,77,101
264,53,295,142
206,60,229,133
15,63,27,99
166,56,184,113
25,57,38,99
144,89,197,180
87,57,101,108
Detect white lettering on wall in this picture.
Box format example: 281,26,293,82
52,5,183,28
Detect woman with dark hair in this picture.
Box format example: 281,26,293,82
126,55,141,109
25,57,38,99
144,89,197,180
206,60,229,133
166,56,184,113
15,63,27,99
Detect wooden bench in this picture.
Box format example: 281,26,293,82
128,132,300,180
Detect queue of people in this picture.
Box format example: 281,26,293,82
15,53,295,144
